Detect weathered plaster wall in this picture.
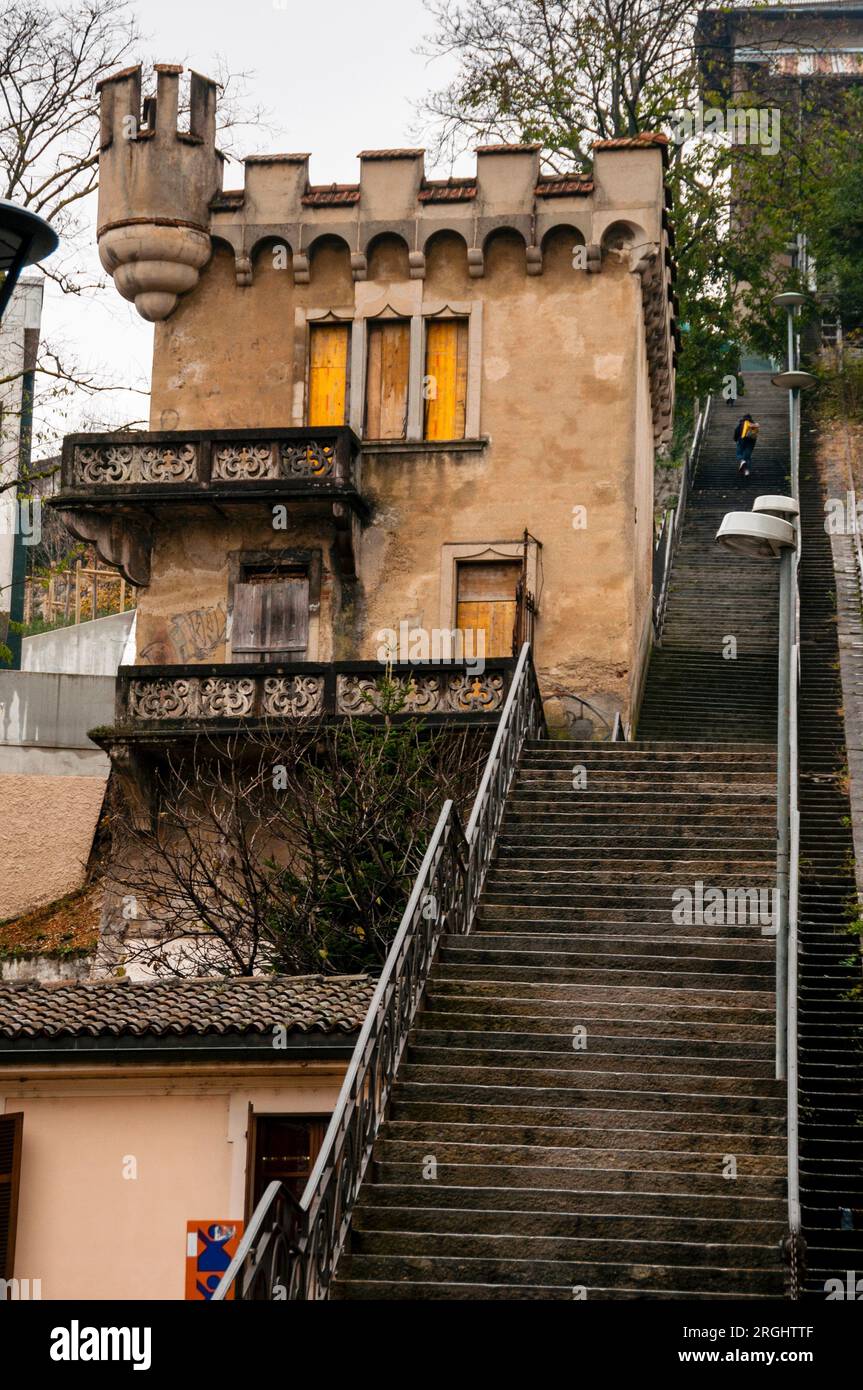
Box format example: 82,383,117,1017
142,227,650,717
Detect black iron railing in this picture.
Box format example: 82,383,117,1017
212,643,545,1301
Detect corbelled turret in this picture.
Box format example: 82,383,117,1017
96,64,223,320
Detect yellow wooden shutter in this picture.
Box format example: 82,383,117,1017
365,320,410,439
456,561,521,658
424,319,468,440
308,324,349,426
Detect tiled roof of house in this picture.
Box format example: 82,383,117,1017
0,974,374,1039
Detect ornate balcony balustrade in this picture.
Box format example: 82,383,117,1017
112,659,516,731
49,427,366,586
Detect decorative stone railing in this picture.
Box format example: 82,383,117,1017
50,427,366,587
113,659,516,728
60,426,360,491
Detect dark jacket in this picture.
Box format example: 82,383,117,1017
734,415,756,445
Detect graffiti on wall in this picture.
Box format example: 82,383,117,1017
139,602,227,663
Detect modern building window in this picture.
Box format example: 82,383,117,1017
424,318,468,440
456,559,522,658
0,1111,23,1279
231,564,310,662
364,319,410,440
246,1114,328,1215
308,323,350,426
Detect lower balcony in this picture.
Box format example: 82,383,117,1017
106,659,517,735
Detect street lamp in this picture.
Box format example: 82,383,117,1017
716,505,797,1080
770,290,816,502
0,200,58,321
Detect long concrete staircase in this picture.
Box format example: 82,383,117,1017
333,378,796,1300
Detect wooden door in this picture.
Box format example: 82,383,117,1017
232,570,310,662
308,324,349,426
456,560,522,658
246,1115,328,1215
0,1112,23,1279
424,319,468,440
365,320,410,439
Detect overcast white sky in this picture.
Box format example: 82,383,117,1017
41,0,465,443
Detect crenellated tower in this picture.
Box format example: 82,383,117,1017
96,64,223,321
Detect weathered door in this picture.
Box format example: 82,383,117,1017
456,560,522,658
232,570,310,662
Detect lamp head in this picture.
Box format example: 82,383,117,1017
716,511,796,560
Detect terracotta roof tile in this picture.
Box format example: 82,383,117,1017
535,174,594,197
475,142,541,155
301,184,361,207
418,178,478,203
358,148,425,159
0,974,374,1040
593,132,669,149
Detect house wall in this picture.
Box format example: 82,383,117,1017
141,232,648,720
1,1063,346,1300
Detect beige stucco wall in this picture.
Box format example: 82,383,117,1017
0,773,107,920
2,1064,345,1300
139,229,653,719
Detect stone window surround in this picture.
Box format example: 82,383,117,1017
226,547,323,663
439,538,540,635
294,290,483,443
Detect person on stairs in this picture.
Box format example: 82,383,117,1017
734,413,759,479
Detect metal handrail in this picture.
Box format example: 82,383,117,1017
653,394,712,639
213,642,546,1301
785,383,803,1293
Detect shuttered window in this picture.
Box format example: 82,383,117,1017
456,560,522,659
308,324,349,427
232,569,310,662
424,318,468,441
0,1112,23,1279
364,320,410,440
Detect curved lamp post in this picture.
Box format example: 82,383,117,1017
716,506,797,1079
0,200,58,321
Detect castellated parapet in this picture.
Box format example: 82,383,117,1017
95,65,677,439
96,64,223,321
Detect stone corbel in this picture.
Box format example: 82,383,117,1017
526,244,542,276
332,501,357,579
293,252,310,285
351,252,368,282
467,248,484,279
236,253,252,287
409,250,426,280
56,506,152,586
585,243,602,274
633,243,660,278
106,743,157,830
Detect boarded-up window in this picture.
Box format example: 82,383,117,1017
0,1112,23,1279
232,568,310,662
308,324,349,426
424,318,468,440
247,1115,327,1215
364,320,410,439
456,560,522,659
